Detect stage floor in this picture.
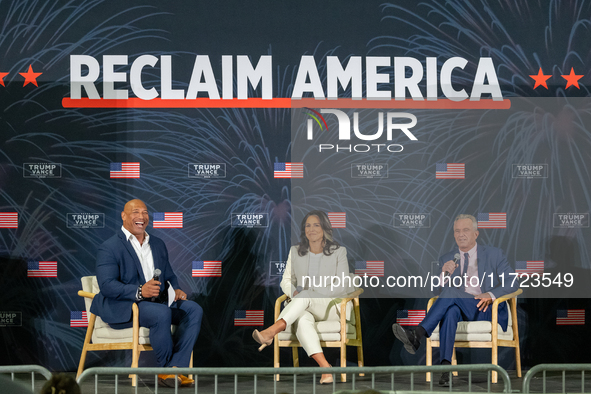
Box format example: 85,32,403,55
11,369,591,393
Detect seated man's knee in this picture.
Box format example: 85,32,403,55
447,305,462,320
140,302,172,328
183,300,203,324
155,305,172,326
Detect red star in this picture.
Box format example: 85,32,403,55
561,67,583,89
529,68,551,89
19,65,42,87
0,72,8,87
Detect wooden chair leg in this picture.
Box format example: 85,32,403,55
491,342,498,383
515,344,522,377
77,314,96,379
357,345,365,376
292,346,299,367
188,351,193,380
425,338,432,382
451,347,458,376
77,345,88,379
273,336,280,382
512,300,522,378
340,342,346,383
131,304,140,387
130,348,140,386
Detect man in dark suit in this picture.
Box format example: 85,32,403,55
392,214,518,386
90,199,203,387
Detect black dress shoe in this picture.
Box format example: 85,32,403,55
392,323,421,354
438,371,450,386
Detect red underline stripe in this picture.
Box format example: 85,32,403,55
62,97,511,109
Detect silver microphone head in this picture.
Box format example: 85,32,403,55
154,268,161,277
444,253,462,277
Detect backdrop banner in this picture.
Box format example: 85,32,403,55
0,0,589,370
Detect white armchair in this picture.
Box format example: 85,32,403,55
425,289,522,383
273,288,364,382
76,276,192,386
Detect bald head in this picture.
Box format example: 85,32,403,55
123,199,146,213
121,199,149,243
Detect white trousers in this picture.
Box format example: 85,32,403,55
277,290,341,356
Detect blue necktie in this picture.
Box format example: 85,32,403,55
462,253,470,276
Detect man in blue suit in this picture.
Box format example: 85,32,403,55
90,199,203,387
392,214,517,386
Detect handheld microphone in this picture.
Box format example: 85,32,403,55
444,253,461,277
151,269,162,302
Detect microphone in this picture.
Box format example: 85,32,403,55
444,253,461,277
151,269,162,302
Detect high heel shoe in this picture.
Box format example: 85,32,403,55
252,329,273,351
319,364,333,384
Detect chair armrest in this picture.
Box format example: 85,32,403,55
274,294,288,320
341,288,364,304
78,290,96,299
492,288,523,307
132,302,140,340
339,288,364,323
427,296,438,312
490,289,521,335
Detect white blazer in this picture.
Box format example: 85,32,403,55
280,245,353,298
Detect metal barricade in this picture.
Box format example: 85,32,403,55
0,364,53,392
522,363,591,393
77,364,511,394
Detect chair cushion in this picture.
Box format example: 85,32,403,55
92,316,180,344
92,320,151,345
278,331,357,342
461,332,511,341
278,321,357,341
430,304,514,342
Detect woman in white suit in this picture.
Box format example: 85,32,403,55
253,210,352,384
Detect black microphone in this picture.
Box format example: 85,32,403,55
444,253,461,277
151,268,162,302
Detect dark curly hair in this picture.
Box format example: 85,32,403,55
297,210,340,256
41,374,81,394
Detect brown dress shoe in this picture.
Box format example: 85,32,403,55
158,374,181,387
179,374,195,387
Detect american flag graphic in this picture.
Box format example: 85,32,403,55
153,212,183,228
0,212,18,228
234,310,264,326
192,260,222,277
556,309,585,325
110,162,140,178
477,212,507,228
328,212,346,228
27,261,57,277
397,310,426,326
274,162,304,178
515,261,544,276
435,163,465,179
355,261,384,277
70,311,88,327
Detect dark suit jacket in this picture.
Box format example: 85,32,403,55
90,229,180,324
437,244,518,330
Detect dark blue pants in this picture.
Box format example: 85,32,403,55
136,299,203,367
420,287,492,364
